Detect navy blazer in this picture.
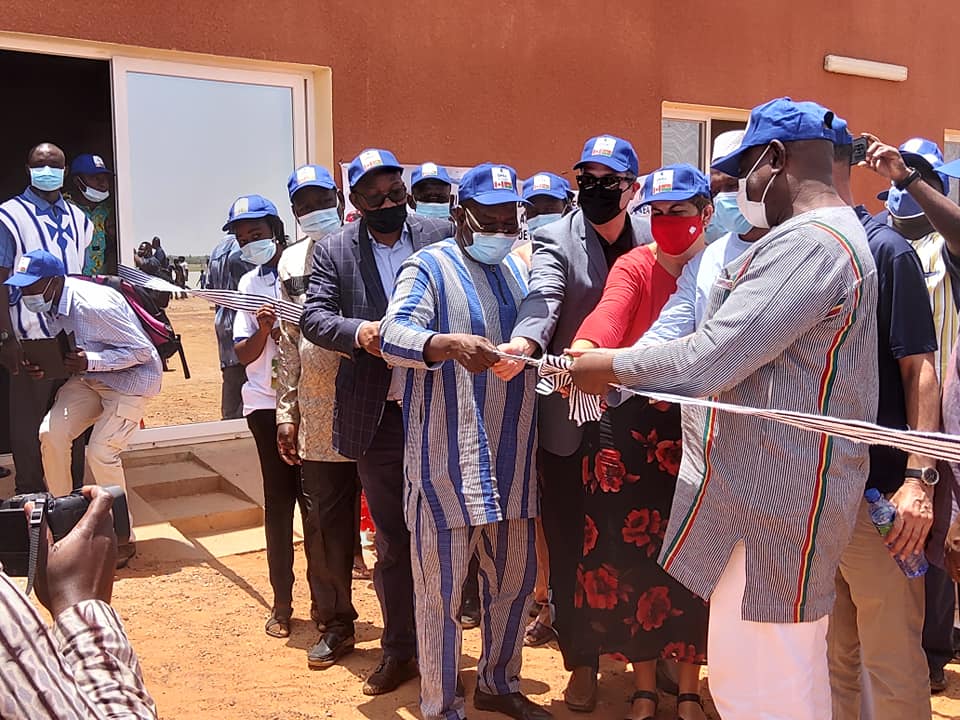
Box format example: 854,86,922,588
300,213,453,459
511,209,651,456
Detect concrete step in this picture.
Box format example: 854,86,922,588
148,491,264,536
122,449,196,469
129,463,226,500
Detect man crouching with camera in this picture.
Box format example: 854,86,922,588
0,485,157,718
6,249,163,567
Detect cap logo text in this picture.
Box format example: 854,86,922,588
652,170,674,195
533,174,552,191
592,137,617,157
491,167,513,190
359,150,384,171
421,162,439,176
297,166,317,183
233,197,250,215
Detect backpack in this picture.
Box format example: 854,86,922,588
70,274,191,378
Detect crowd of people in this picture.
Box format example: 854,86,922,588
5,94,960,720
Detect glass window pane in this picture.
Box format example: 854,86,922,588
945,141,960,205
661,119,703,168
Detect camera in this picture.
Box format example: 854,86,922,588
0,486,130,577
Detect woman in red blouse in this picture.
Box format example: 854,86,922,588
570,165,712,720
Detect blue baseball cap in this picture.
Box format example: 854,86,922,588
712,98,840,177
637,164,710,205
222,194,280,231
287,164,337,199
522,172,570,201
574,135,639,175
70,153,111,176
877,138,951,201
940,157,960,179
346,148,403,188
457,163,525,205
411,162,453,188
831,115,854,147
5,249,65,287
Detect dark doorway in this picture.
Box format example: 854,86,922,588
0,49,114,454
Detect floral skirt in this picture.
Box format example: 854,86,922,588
574,396,708,664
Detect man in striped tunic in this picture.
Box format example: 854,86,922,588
381,163,549,720
569,98,879,720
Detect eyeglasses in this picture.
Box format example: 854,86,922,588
464,207,520,234
576,173,636,192
356,184,408,209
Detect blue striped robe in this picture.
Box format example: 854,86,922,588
381,239,539,531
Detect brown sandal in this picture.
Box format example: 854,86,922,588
265,607,292,638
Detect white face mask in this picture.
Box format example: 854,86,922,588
736,144,777,230
80,182,110,203
298,207,342,240
22,278,54,314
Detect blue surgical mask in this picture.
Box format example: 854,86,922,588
22,279,53,314
298,207,342,240
712,191,755,236
465,232,517,265
527,213,562,232
240,237,277,265
30,166,64,192
886,185,925,220
416,202,451,219
703,220,727,245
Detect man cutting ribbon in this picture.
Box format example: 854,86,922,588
567,98,879,720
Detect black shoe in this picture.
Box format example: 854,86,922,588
474,690,553,720
931,667,948,694
116,542,136,569
362,656,419,696
307,631,355,670
461,595,481,630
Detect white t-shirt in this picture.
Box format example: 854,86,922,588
233,267,280,415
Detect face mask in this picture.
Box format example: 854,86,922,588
79,181,109,203
703,219,727,245
364,204,408,234
712,191,754,236
22,279,53,314
240,238,277,265
298,207,342,240
464,232,517,265
886,186,925,220
737,145,777,230
578,186,626,225
416,202,451,219
527,213,562,232
30,166,64,192
651,214,704,256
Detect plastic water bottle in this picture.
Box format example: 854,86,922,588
864,488,928,578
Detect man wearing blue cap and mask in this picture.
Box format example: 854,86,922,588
568,98,878,720
410,162,454,219
301,148,453,694
0,142,92,495
495,135,647,711
66,153,116,276
861,135,960,696
275,165,365,653
381,162,548,720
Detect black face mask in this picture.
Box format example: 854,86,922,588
364,204,408,234
578,186,625,226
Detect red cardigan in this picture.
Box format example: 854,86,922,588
575,245,677,349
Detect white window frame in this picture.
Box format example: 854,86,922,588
661,101,750,173
0,32,326,449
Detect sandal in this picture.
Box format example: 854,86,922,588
524,618,557,647
352,556,372,580
265,607,292,638
627,689,658,720
677,692,704,720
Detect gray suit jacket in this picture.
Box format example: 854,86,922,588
300,213,453,458
512,209,650,456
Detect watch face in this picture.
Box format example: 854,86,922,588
923,467,940,485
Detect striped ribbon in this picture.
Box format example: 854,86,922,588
118,265,304,325
499,351,960,464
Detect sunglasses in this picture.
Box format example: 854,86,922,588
576,173,636,192
356,184,408,209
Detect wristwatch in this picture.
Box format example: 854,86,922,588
906,467,939,486
895,168,921,191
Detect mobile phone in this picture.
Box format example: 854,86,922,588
851,137,868,165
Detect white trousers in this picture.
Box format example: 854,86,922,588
708,542,832,720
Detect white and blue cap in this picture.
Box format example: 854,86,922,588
287,164,337,199
712,97,840,177
522,172,570,202
70,153,111,176
222,194,280,231
346,148,403,189
878,137,950,205
637,164,710,205
4,249,66,287
457,163,526,205
411,162,453,188
574,135,639,175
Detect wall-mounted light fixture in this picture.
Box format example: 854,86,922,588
824,54,908,82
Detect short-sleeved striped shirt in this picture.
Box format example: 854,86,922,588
381,239,538,531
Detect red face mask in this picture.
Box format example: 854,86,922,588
650,214,704,256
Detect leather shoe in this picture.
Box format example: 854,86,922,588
307,631,355,670
461,595,481,630
474,690,552,720
563,666,597,712
362,656,419,696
